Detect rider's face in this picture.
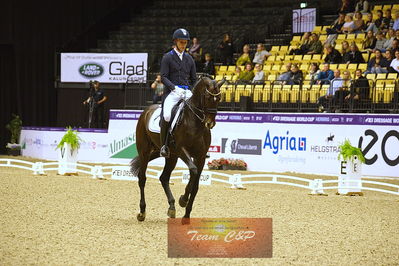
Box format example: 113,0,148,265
175,39,188,53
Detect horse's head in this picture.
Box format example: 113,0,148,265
191,76,225,129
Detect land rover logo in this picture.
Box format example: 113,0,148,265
79,63,104,78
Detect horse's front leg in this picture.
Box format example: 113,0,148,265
159,155,178,218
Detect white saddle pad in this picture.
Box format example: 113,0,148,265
148,103,184,134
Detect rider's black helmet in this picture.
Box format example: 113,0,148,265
172,28,190,40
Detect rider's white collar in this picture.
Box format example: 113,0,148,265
174,48,184,61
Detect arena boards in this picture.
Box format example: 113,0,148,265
21,110,399,178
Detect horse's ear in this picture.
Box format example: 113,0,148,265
216,78,226,89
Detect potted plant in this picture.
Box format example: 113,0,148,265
337,139,365,195
56,127,81,175
5,114,22,156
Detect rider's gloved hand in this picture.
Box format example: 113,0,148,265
184,90,193,100
173,86,185,97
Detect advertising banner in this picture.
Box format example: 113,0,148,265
61,53,148,83
292,8,316,33
21,111,399,177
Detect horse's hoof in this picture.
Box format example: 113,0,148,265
179,195,188,207
137,212,146,222
167,209,176,218
181,217,190,225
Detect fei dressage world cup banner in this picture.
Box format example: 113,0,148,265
61,53,148,83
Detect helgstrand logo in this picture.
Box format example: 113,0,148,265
109,133,137,158
263,130,306,154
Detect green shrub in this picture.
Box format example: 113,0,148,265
338,139,365,163
5,114,22,144
56,127,81,151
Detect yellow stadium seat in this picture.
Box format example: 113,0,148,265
335,43,342,51
215,75,224,81
347,34,356,40
321,84,330,96
224,75,232,81
301,84,311,102
366,73,376,81
263,64,272,72
267,74,276,81
384,84,395,103
291,85,300,103
253,85,263,103
358,63,367,71
272,84,282,103
376,73,387,80
373,84,384,103
387,73,398,80
310,84,321,103
303,54,312,61
319,35,327,42
330,64,338,70
347,64,358,71
383,5,392,11
373,5,382,11
227,65,236,73
300,63,309,72
355,33,365,40
313,26,322,33
362,53,370,62
293,55,303,63
312,54,322,62
262,85,271,102
266,55,276,62
281,85,291,103
337,34,346,40
219,65,228,72
393,4,399,11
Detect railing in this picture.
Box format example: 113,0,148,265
1,159,398,196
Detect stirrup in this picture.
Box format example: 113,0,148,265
160,145,170,158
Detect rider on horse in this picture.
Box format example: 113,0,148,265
159,28,197,158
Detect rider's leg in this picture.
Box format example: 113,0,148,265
160,91,180,157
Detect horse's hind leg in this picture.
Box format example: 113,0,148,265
137,152,149,222
159,155,178,218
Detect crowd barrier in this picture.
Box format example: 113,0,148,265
1,158,398,196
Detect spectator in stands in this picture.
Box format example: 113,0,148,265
318,69,342,112
374,10,384,29
391,39,399,54
362,30,376,52
316,63,334,85
338,0,355,14
374,31,387,52
289,32,312,55
346,69,370,102
341,14,356,34
236,44,252,66
381,9,394,33
353,12,365,33
306,33,323,55
188,37,202,63
355,0,370,14
307,63,321,85
390,49,399,73
364,13,378,34
151,74,165,104
233,66,242,82
325,13,346,45
340,41,350,55
393,10,399,31
237,62,255,84
253,43,271,65
202,53,215,76
252,64,265,84
342,42,365,64
383,28,396,50
395,30,399,42
384,49,394,66
334,70,352,111
218,33,234,65
287,64,303,85
324,43,342,64
277,63,292,84
365,49,389,74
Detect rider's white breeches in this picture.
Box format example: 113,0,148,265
163,90,192,122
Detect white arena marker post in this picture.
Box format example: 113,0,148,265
230,173,246,190
91,165,104,179
309,179,327,196
338,155,363,196
33,162,45,175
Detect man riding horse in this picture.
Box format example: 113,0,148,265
160,28,196,158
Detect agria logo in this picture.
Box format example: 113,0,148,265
263,130,306,154
79,63,104,78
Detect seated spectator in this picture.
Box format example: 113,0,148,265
318,69,342,112
391,39,399,54
374,10,384,29
202,53,215,76
232,66,242,82
383,28,396,50
374,31,387,52
316,63,334,84
218,33,234,65
326,13,345,35
277,63,292,84
364,13,378,34
381,9,394,33
384,49,394,66
253,43,271,65
324,43,342,64
252,64,265,84
307,63,321,85
236,44,251,66
394,10,399,31
289,32,312,55
334,70,352,111
346,69,370,102
151,74,164,104
237,62,255,83
342,42,365,64
287,64,303,85
340,41,350,55
353,12,365,33
390,49,399,73
365,49,389,74
362,30,376,52
188,37,202,63
307,33,323,55
341,14,356,34
355,0,370,14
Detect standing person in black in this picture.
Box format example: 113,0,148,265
218,33,234,65
83,80,107,128
202,53,215,76
159,28,196,158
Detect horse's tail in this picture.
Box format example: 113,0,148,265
130,151,160,177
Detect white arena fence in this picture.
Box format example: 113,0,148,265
1,159,398,196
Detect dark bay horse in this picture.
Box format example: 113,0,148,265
130,76,225,222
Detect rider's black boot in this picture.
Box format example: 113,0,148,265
160,119,170,158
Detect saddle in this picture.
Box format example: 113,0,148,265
148,100,185,134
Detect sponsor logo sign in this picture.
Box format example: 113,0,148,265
208,145,220,153
263,130,306,154
168,218,272,258
182,171,212,185
111,166,138,181
109,133,138,159
221,138,262,155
